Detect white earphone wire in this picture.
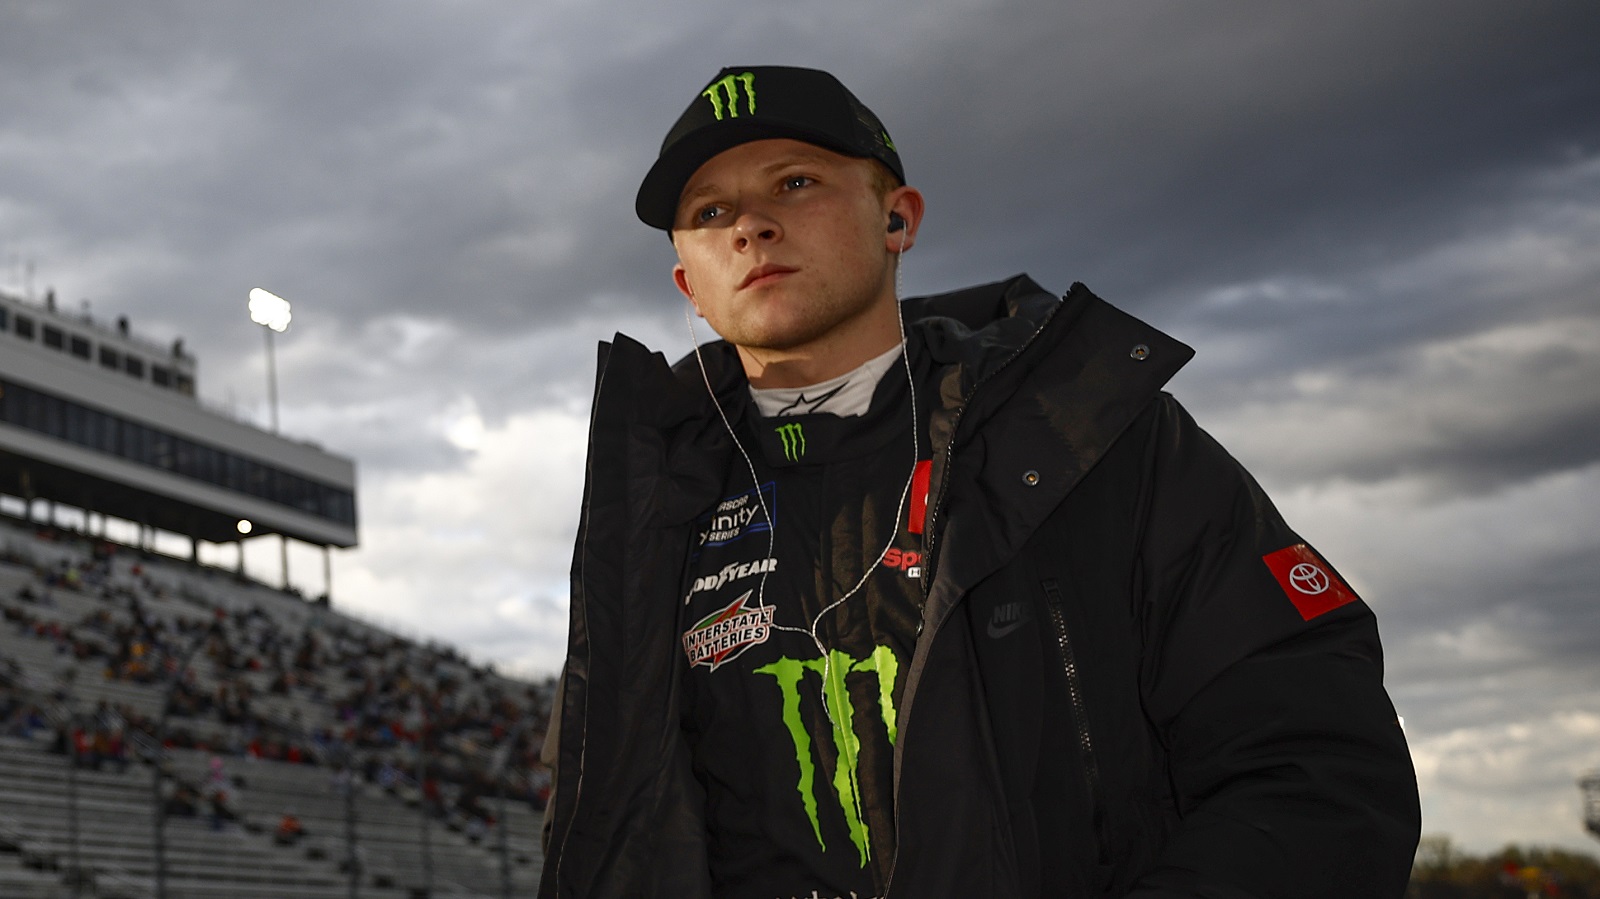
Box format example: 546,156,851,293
683,221,919,728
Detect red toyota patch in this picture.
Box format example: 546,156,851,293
1262,543,1360,621
908,460,932,534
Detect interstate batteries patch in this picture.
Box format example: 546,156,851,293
682,590,777,671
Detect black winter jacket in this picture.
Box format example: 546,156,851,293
539,277,1421,898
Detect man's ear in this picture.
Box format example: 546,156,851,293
883,185,926,254
673,264,702,315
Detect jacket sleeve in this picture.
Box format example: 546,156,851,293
1126,398,1420,899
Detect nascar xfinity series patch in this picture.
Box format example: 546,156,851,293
682,590,776,671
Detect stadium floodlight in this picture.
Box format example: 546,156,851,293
248,288,292,332
247,288,292,432
236,519,253,535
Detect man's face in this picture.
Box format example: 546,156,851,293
670,138,907,370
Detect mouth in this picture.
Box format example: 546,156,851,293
738,264,798,290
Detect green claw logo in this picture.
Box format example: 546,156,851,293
754,646,900,867
775,422,806,462
702,71,756,121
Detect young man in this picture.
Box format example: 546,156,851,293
539,66,1420,898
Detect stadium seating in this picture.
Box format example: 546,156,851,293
0,513,549,897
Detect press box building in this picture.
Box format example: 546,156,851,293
0,289,357,585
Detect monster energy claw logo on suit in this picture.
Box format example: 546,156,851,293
755,646,900,868
775,422,806,461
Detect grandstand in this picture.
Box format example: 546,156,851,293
0,288,355,591
0,514,552,897
0,288,551,896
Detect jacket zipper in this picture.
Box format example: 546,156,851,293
885,299,1064,895
1041,579,1106,852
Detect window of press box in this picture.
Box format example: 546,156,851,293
42,325,64,350
14,316,33,339
0,307,8,331
124,356,144,379
174,373,195,396
151,365,171,387
69,334,91,359
100,346,120,369
0,379,358,528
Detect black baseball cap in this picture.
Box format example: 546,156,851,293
635,65,905,230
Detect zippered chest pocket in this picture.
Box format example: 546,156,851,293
1041,577,1110,867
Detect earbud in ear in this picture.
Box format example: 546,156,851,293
888,212,906,233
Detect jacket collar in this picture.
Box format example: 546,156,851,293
667,273,1066,405
626,275,1194,543
906,275,1194,609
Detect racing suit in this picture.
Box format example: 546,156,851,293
538,275,1422,898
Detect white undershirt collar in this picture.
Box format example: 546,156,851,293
748,342,904,418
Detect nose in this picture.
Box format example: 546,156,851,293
732,208,781,249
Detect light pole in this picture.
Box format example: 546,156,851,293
246,290,295,590
1582,771,1600,840
247,288,292,433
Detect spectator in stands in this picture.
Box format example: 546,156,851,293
71,725,97,768
90,728,118,772
422,772,445,818
274,810,305,846
377,758,401,792
3,520,558,831
0,694,15,733
164,782,200,818
528,763,552,812
104,726,128,772
93,699,122,733
204,755,231,830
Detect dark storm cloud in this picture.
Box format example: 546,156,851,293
877,2,1600,301
0,3,657,344
6,1,1596,381
1169,233,1600,497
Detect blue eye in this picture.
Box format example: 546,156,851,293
695,205,724,225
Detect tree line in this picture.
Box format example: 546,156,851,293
1411,836,1600,898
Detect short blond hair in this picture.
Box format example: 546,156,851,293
867,160,901,200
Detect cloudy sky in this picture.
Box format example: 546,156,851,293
2,0,1597,857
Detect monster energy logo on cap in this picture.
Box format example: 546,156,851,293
636,66,907,230
702,71,756,121
754,646,900,867
775,422,806,462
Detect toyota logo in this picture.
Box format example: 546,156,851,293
1289,563,1330,595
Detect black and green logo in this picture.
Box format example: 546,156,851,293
775,421,806,462
754,646,900,867
702,71,756,121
